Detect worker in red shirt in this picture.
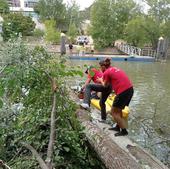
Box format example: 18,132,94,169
81,60,112,121
101,59,134,136
82,66,103,90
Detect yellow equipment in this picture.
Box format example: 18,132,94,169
91,94,129,118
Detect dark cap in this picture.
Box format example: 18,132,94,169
99,57,111,67
99,60,105,66
104,57,111,62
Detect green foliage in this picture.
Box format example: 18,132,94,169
90,0,170,49
112,0,137,39
0,0,9,14
35,0,83,32
0,39,105,169
126,0,170,49
90,0,138,48
65,1,81,28
141,16,160,49
34,0,66,28
33,28,44,38
2,13,35,41
44,19,60,44
67,22,78,43
161,21,170,38
90,0,116,48
125,16,150,47
146,0,170,22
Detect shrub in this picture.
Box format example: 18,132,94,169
0,39,105,169
33,28,44,38
2,13,35,41
67,23,78,43
44,19,60,44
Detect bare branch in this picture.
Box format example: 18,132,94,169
46,92,57,169
44,71,57,92
0,160,11,169
0,65,8,76
44,71,53,83
21,142,48,169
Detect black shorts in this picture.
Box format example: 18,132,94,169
112,87,134,109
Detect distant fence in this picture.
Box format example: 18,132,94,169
115,43,157,58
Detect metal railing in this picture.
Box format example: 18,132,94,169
115,43,157,58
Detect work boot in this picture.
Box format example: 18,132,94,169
114,129,128,137
80,103,90,110
108,124,120,132
98,119,107,124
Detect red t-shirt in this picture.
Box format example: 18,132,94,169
103,67,133,94
88,68,103,84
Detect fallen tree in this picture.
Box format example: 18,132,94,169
73,91,169,169
76,108,142,169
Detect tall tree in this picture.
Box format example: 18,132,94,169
141,16,161,49
113,0,137,39
146,0,170,22
125,16,150,47
90,0,117,48
65,0,81,27
67,22,78,42
35,0,82,32
90,0,139,48
34,0,67,29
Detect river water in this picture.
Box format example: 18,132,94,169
68,59,170,167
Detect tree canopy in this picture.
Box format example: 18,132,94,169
90,0,139,48
34,0,82,32
0,0,9,14
89,0,170,49
146,0,170,22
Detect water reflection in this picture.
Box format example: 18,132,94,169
68,59,170,167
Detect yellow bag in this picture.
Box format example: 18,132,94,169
91,94,129,118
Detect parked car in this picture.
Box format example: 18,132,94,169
76,36,89,45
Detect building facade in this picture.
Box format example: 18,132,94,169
8,0,38,18
7,0,45,30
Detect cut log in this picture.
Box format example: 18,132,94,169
76,109,142,169
70,91,168,169
76,108,169,169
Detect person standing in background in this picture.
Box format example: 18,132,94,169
68,42,73,56
60,32,66,56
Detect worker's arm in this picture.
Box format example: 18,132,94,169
96,77,104,85
103,80,109,87
97,77,110,87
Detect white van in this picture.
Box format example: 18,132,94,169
76,36,89,45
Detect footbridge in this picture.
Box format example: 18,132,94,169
115,43,157,58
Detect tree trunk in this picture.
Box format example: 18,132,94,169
76,109,141,169
76,108,169,169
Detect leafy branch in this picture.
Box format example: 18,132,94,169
22,73,57,169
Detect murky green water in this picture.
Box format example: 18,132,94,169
68,59,170,167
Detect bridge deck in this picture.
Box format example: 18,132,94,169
70,54,155,62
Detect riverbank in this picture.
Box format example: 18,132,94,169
70,91,169,169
